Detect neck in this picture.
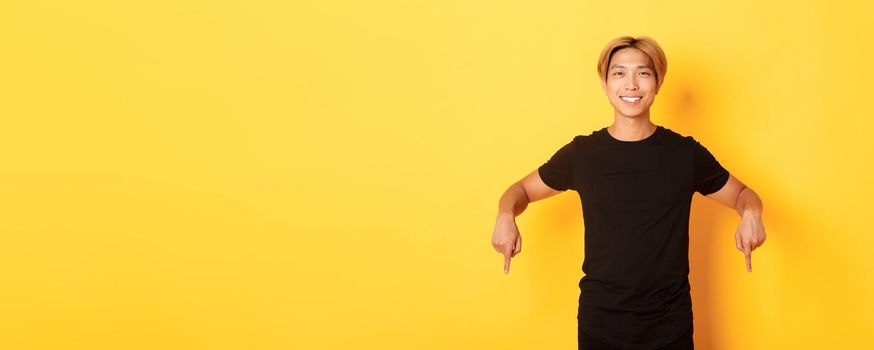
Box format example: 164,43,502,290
608,111,656,141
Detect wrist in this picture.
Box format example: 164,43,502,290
741,207,762,218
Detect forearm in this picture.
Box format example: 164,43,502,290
735,186,763,217
497,182,530,219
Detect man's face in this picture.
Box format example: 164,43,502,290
601,47,659,118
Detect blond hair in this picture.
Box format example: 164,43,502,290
597,36,667,89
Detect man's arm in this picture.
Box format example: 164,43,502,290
492,169,563,274
704,174,767,272
705,174,762,216
497,169,564,218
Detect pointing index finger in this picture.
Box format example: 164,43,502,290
504,250,511,274
744,242,752,272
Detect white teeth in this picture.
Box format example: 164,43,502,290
621,96,641,102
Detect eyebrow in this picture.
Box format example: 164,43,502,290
609,64,654,70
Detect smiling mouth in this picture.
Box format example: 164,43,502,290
620,96,642,102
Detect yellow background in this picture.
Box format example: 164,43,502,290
1,0,872,349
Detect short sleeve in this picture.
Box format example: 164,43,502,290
537,137,576,191
692,138,730,195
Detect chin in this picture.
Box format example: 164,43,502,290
622,113,645,118
615,108,646,118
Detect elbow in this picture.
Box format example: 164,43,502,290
733,185,748,213
516,182,531,213
736,186,764,216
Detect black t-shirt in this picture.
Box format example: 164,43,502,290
537,125,729,350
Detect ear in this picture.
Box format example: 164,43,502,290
600,78,607,94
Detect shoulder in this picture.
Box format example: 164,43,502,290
658,126,704,149
552,131,594,149
659,125,692,142
573,128,603,144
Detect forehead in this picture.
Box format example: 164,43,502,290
608,47,654,70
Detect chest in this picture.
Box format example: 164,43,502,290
574,145,694,205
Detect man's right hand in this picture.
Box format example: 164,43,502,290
491,214,522,274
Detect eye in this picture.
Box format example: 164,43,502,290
613,72,623,77
640,71,650,76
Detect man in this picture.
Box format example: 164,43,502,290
490,36,766,350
